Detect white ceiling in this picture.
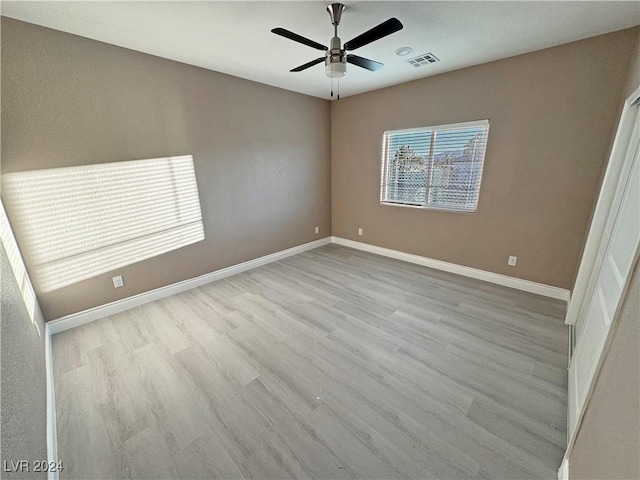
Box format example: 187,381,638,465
2,1,639,100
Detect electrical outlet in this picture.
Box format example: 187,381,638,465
508,256,517,266
112,275,124,288
358,228,363,236
315,226,319,234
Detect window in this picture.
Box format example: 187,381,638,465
2,155,204,293
380,119,490,213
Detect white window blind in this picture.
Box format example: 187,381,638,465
380,119,490,213
2,155,205,293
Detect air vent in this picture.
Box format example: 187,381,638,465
406,53,439,67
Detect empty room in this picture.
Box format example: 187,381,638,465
1,1,639,479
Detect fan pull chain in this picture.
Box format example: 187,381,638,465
329,77,340,100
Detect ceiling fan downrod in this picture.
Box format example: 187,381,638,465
326,3,347,78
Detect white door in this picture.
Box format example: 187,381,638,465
567,104,640,438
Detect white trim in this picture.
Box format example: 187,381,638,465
566,84,640,326
47,234,570,336
47,237,331,333
630,84,640,107
331,236,570,301
557,458,570,480
379,201,477,214
45,323,59,480
383,118,489,136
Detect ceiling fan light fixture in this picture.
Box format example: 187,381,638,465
326,61,346,78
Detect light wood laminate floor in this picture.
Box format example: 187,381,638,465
53,245,568,479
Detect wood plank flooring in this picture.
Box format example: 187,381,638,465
52,245,568,479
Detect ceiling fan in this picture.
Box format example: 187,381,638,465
271,3,403,79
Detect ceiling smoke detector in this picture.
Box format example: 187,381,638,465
395,47,413,56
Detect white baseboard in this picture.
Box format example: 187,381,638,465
48,234,569,335
47,237,331,334
331,236,570,301
45,324,59,480
558,459,570,480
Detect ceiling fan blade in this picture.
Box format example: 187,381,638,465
344,18,403,51
347,54,383,71
271,28,328,51
290,57,325,72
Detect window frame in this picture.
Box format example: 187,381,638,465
380,119,490,214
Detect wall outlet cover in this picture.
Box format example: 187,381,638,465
358,228,363,236
112,275,124,288
508,256,518,266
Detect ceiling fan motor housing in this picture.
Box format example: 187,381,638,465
326,36,346,78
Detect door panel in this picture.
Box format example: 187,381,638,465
573,287,608,416
573,110,640,342
568,108,640,438
610,157,640,278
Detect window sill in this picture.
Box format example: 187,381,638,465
379,201,477,214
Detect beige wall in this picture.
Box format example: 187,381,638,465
331,28,638,290
0,18,331,320
1,244,48,478
569,259,640,479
